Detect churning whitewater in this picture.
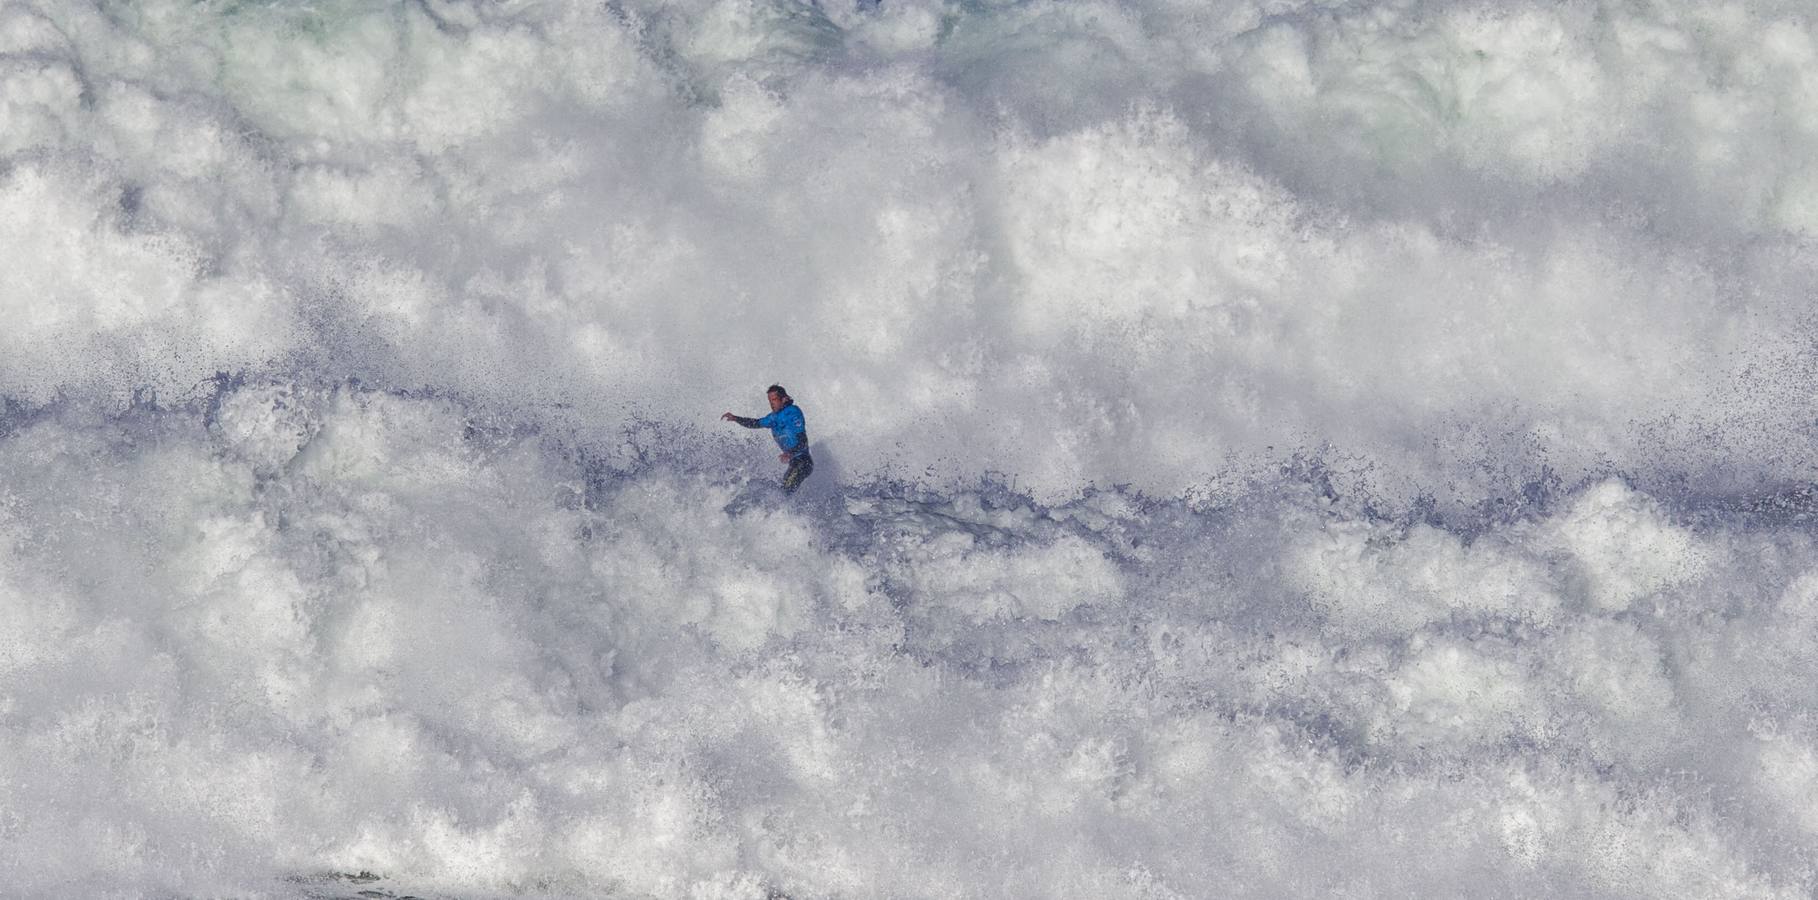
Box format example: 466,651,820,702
5,0,1818,896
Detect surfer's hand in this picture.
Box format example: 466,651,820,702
721,412,736,422
779,452,790,463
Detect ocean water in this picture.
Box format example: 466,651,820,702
4,0,1818,896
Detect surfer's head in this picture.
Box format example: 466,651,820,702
767,385,790,411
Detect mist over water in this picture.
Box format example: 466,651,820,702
5,0,1818,896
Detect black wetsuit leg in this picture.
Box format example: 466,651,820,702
782,454,814,494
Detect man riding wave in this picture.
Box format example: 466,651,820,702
722,384,813,494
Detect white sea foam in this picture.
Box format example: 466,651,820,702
4,0,1818,895
0,389,1811,897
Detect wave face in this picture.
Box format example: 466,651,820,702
4,0,1818,896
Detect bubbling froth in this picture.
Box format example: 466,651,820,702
0,388,1813,896
5,0,1818,893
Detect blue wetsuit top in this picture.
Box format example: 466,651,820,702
738,402,810,460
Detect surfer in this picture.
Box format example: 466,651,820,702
722,384,813,494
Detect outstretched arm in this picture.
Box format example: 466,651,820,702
722,412,762,428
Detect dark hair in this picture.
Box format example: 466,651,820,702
767,384,789,398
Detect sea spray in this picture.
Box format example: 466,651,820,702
5,0,1818,895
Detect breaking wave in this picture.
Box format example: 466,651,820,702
4,0,1818,895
